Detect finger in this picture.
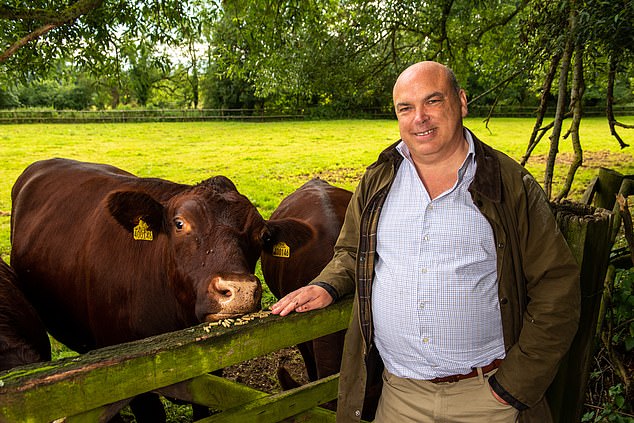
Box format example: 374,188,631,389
278,298,302,316
271,291,298,310
271,292,301,315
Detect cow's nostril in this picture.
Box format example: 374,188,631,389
220,289,232,297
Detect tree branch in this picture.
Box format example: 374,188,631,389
544,5,577,199
470,0,530,43
0,0,104,63
521,51,562,166
0,5,64,23
606,55,631,149
554,38,585,202
468,68,525,104
616,194,634,267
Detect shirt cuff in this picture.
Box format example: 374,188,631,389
488,374,529,411
310,281,338,302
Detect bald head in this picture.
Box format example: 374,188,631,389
391,60,468,168
393,61,461,104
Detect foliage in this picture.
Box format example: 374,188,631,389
0,87,19,108
583,384,633,423
584,266,634,423
213,1,533,112
0,1,220,109
15,77,96,110
611,268,634,354
1,1,633,126
0,1,215,74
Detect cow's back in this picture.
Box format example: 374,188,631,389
11,158,138,253
0,259,51,371
10,158,185,351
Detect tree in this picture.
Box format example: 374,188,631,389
122,40,171,107
0,0,104,63
0,1,216,81
519,0,634,200
212,1,531,114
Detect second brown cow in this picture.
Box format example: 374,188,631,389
261,178,352,387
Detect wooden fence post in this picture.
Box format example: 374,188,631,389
546,201,613,423
581,167,626,210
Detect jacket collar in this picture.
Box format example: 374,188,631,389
373,127,502,203
469,129,502,203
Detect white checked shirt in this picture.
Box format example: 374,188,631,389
372,132,506,380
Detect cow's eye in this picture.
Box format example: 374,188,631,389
174,218,185,231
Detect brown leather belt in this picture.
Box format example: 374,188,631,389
428,359,503,384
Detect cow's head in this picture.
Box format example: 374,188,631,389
106,176,265,322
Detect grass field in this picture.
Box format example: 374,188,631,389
1,117,632,420
1,116,633,262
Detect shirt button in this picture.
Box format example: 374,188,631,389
421,267,428,274
419,302,426,309
355,410,361,417
423,235,429,241
422,337,430,343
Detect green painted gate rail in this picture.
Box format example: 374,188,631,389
0,298,352,423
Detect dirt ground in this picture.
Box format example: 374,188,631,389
222,346,310,394
145,347,311,421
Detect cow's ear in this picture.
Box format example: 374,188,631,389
200,175,237,193
107,190,165,234
262,218,314,254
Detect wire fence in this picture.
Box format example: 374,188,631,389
0,105,632,124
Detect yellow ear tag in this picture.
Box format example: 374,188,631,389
133,219,154,241
272,241,290,258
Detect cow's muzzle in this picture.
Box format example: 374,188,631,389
201,274,262,322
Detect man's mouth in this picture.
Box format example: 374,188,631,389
414,128,435,136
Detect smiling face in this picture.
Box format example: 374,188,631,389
393,62,468,166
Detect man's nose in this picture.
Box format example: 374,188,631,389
414,107,429,123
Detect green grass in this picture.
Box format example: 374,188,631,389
1,117,633,263
1,117,632,420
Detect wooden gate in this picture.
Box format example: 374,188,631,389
0,299,352,422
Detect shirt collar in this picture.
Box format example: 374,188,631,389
395,128,476,171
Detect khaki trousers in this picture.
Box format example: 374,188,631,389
374,368,519,423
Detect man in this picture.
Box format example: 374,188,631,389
271,61,580,422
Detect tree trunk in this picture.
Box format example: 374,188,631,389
189,38,199,109
554,38,585,201
544,2,577,199
606,56,631,149
521,52,561,166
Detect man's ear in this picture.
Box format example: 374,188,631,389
459,89,468,118
106,190,165,234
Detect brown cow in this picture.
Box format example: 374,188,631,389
0,259,51,372
261,178,351,389
10,158,269,421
